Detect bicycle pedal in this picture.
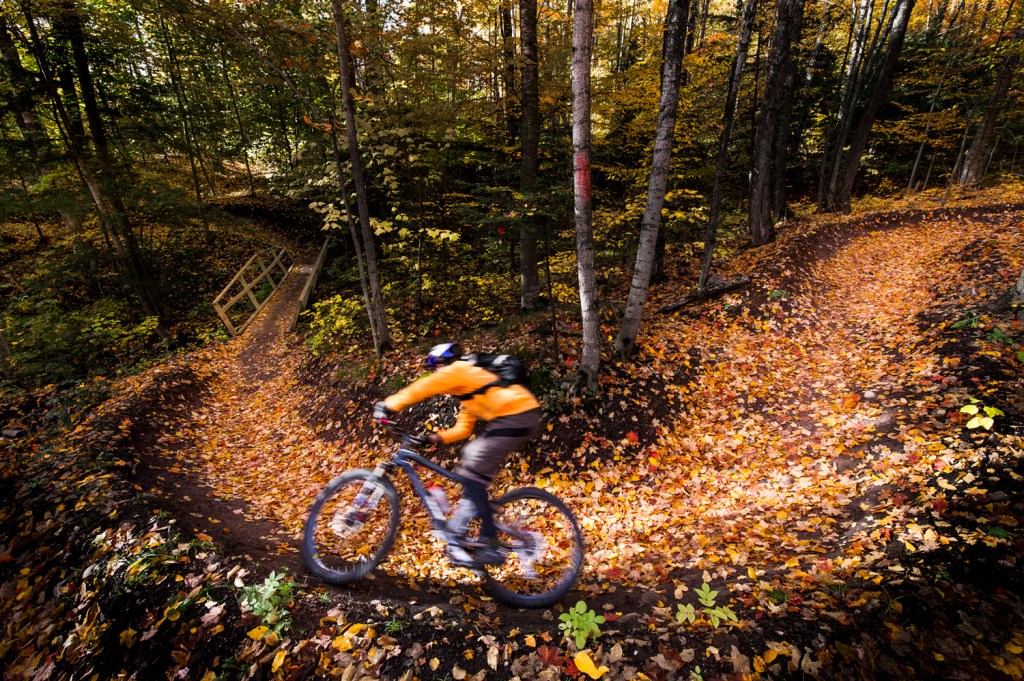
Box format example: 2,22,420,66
473,546,507,567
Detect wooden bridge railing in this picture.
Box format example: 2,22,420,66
213,247,293,337
288,237,331,332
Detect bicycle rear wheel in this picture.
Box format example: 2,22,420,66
482,487,584,608
301,469,400,585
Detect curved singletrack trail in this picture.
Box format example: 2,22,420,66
142,203,1024,616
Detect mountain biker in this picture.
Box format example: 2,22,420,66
373,342,542,566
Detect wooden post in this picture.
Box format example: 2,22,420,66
289,237,331,332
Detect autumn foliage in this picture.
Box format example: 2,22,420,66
3,185,1024,679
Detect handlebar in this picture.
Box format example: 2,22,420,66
377,419,430,448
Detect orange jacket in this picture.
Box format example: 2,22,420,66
384,360,541,444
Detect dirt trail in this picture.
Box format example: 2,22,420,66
139,250,333,565
139,203,1024,637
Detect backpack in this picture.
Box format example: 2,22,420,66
454,353,530,401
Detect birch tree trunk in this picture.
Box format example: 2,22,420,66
571,0,600,391
332,0,391,356
698,0,759,292
613,0,690,357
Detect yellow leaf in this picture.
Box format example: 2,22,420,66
574,651,610,679
272,650,287,673
933,652,944,661
346,623,367,636
429,658,440,671
248,626,269,641
1006,643,1024,654
119,628,137,647
333,636,353,652
200,672,216,681
525,635,537,647
754,655,766,673
764,649,778,663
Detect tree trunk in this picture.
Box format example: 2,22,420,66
832,0,916,211
0,14,84,241
162,21,211,235
820,0,917,212
957,30,1022,185
219,43,256,195
614,0,690,357
519,0,542,310
571,0,600,391
818,0,873,209
501,0,519,145
748,0,805,246
29,2,168,330
698,0,759,292
331,0,391,355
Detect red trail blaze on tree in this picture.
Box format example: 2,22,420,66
574,152,591,201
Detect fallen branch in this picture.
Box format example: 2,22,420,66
657,275,751,313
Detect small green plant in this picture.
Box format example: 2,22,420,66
987,327,1014,344
238,571,297,632
768,289,789,300
385,617,406,634
983,526,1013,539
690,665,704,681
676,603,697,623
960,397,1004,430
558,600,605,649
677,581,738,628
951,313,982,330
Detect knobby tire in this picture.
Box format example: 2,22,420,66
301,469,400,585
483,486,584,608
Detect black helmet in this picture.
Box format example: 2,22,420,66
424,342,462,369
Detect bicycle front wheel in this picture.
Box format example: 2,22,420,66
301,469,400,585
483,487,584,608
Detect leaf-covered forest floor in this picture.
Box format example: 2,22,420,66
2,185,1024,681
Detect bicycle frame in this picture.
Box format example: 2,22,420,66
302,423,582,605
377,445,473,534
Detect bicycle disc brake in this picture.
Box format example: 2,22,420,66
511,529,546,579
330,508,366,537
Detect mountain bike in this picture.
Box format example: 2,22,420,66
300,423,584,608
